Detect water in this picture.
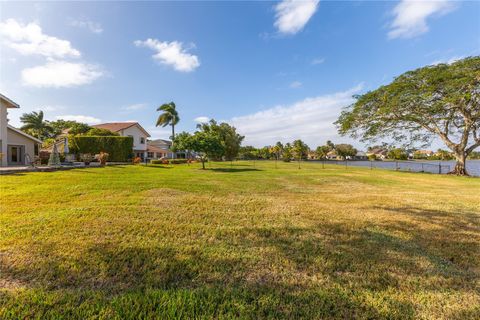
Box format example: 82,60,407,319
318,160,480,177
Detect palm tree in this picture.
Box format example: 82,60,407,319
20,110,53,140
156,102,180,156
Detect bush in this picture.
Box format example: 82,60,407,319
132,157,141,165
150,159,163,164
69,136,133,162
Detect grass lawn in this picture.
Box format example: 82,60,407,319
1,161,479,319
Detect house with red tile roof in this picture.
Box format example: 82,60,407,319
92,122,150,159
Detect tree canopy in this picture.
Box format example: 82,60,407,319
20,111,53,140
335,56,480,175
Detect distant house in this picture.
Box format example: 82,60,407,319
366,148,388,160
147,139,174,160
354,151,368,160
414,150,434,158
1,93,42,166
91,122,150,159
326,150,338,160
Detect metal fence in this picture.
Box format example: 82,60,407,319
321,160,451,174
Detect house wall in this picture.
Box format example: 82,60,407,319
0,102,9,166
7,128,37,163
120,125,148,151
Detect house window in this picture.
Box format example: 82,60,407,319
147,152,154,158
140,137,145,144
34,144,39,156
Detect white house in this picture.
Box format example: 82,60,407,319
147,139,174,160
91,122,150,159
0,94,43,166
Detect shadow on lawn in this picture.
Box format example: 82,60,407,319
209,168,262,173
1,205,478,318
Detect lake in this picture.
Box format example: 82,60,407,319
318,160,480,177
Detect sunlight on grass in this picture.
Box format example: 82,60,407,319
1,161,479,319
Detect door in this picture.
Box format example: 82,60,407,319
8,145,24,165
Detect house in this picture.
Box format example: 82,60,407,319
146,139,174,160
147,139,188,160
91,122,150,159
353,151,368,160
414,150,434,159
366,148,388,160
0,94,43,166
326,150,338,160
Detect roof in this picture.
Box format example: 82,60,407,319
149,138,172,146
147,144,171,153
92,122,150,137
7,125,43,143
0,93,20,108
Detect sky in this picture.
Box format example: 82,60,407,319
1,0,479,149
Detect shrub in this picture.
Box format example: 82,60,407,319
69,136,133,162
97,152,109,165
132,157,141,165
150,159,163,164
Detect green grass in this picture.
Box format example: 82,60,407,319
1,161,479,319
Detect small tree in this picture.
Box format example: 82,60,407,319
292,139,309,168
315,145,330,159
387,148,408,160
189,131,225,169
335,144,357,160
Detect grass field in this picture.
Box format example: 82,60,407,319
1,161,479,319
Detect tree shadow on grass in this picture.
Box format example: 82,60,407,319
1,205,478,318
209,168,262,173
142,165,173,169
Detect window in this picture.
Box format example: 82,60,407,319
147,152,154,158
34,144,39,156
140,137,145,144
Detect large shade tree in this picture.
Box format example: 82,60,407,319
20,110,53,140
335,57,480,175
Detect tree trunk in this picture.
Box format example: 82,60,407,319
201,158,205,169
450,152,468,176
171,124,176,159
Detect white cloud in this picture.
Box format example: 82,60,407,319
134,39,200,72
55,115,101,124
229,84,363,147
289,81,302,88
0,18,81,58
21,60,103,88
147,126,173,139
69,18,103,34
388,0,455,39
430,55,464,65
311,57,325,65
122,103,146,111
274,0,320,35
194,116,210,123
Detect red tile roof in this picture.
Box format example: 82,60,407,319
91,122,150,137
91,122,137,132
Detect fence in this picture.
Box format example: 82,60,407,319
320,160,451,174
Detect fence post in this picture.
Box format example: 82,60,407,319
345,160,348,169
322,160,325,169
370,161,373,170
438,163,441,174
421,163,424,172
395,161,398,171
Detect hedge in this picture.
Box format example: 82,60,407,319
69,136,133,162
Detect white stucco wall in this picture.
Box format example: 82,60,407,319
0,102,9,166
7,128,38,164
120,125,148,151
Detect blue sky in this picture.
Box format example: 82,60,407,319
1,0,479,149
